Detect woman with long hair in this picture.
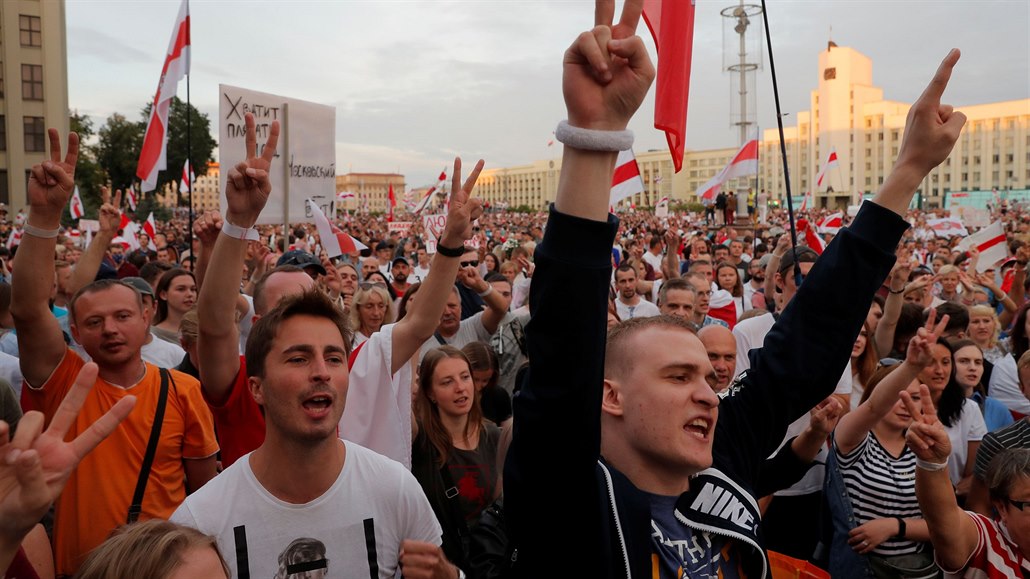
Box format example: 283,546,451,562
411,346,501,572
152,269,196,345
850,321,879,410
715,261,749,318
347,283,395,349
483,252,500,275
828,313,945,577
462,341,511,428
917,337,987,499
950,338,1014,432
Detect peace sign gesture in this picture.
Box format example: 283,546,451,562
896,50,966,175
564,0,654,131
902,384,951,463
225,112,280,229
27,129,79,225
440,157,485,248
0,363,136,545
905,307,949,368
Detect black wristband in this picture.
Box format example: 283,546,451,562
895,517,906,539
436,243,465,258
889,287,906,295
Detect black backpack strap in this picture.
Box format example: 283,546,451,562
127,367,171,523
433,331,448,346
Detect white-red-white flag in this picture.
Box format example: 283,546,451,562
815,148,840,188
798,192,810,212
136,0,190,193
694,134,759,200
126,183,138,212
6,229,22,250
655,196,670,218
143,212,158,240
797,218,827,255
415,170,447,215
957,221,1008,273
927,217,969,238
336,190,355,202
610,150,645,205
179,160,194,193
70,186,85,219
307,199,367,258
817,211,844,234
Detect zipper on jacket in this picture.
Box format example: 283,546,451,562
673,510,769,579
599,461,632,579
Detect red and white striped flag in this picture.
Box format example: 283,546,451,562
927,217,969,238
179,160,194,193
125,183,138,212
6,229,22,250
655,196,670,218
694,134,759,200
136,0,190,192
387,183,396,223
336,190,355,202
642,0,696,172
957,221,1008,273
307,199,367,257
817,211,844,234
815,148,840,188
796,218,827,255
610,150,645,205
70,186,85,219
143,212,158,239
414,170,447,215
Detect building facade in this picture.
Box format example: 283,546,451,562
335,172,405,213
0,1,69,210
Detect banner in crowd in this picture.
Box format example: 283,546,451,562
927,217,969,238
950,205,991,229
957,221,1008,272
219,85,336,225
655,196,669,218
421,213,446,254
388,221,413,237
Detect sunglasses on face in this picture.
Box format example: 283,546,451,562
460,260,479,268
1008,498,1030,512
359,282,387,291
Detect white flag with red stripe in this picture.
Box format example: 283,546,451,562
143,212,158,240
610,150,645,205
815,148,840,188
927,217,969,238
957,221,1008,273
70,186,85,219
797,218,827,255
415,170,447,215
179,160,194,193
136,0,190,192
6,229,21,250
817,211,844,234
655,196,669,218
126,183,138,212
694,134,758,200
307,199,367,258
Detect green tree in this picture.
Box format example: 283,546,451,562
96,112,144,192
140,97,217,203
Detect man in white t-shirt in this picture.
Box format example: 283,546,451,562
614,263,660,320
642,236,665,280
412,245,431,283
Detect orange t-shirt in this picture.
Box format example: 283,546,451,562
21,349,219,576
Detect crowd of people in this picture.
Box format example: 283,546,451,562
0,1,1027,578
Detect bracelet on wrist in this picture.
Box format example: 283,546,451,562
221,221,259,241
23,223,60,239
436,243,465,258
889,287,906,295
477,285,494,298
554,119,634,152
895,517,907,539
916,458,948,472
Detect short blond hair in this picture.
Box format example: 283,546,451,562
77,520,228,579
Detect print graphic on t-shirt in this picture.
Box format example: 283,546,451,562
275,537,329,579
450,463,491,521
231,519,376,579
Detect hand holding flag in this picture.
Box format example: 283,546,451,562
224,113,280,229
28,129,79,225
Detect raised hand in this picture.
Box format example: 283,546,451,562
193,210,224,249
97,188,123,235
439,157,485,248
225,113,280,229
809,396,844,437
902,384,951,463
905,308,949,367
563,0,654,131
27,129,79,225
889,262,913,293
457,261,488,293
0,363,135,545
896,50,966,175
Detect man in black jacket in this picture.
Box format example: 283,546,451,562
504,1,966,577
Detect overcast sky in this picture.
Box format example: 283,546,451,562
67,0,1030,188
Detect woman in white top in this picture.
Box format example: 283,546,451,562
347,283,395,349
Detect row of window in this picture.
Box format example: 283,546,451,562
0,115,47,152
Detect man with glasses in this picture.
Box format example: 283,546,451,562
685,272,728,329
456,247,485,319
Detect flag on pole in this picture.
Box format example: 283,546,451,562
414,170,447,215
815,148,840,188
5,229,22,250
70,186,85,219
307,199,367,257
136,0,191,192
179,160,194,193
816,211,844,234
957,221,1008,272
387,183,396,223
143,212,158,239
694,134,759,200
336,190,355,202
610,150,645,205
655,196,670,218
125,183,138,212
642,0,696,172
796,218,827,255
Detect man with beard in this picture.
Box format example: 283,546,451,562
390,257,412,296
614,263,659,320
744,256,767,310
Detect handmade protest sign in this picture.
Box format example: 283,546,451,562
219,85,336,225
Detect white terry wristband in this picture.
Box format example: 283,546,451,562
915,458,949,472
554,120,634,152
221,221,259,241
23,223,60,239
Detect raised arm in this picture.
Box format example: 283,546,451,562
874,262,910,357
191,210,220,291
458,264,508,335
836,311,947,453
12,130,80,387
67,188,120,297
197,114,279,404
390,158,484,374
905,385,979,571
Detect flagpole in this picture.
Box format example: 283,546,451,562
187,69,193,253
